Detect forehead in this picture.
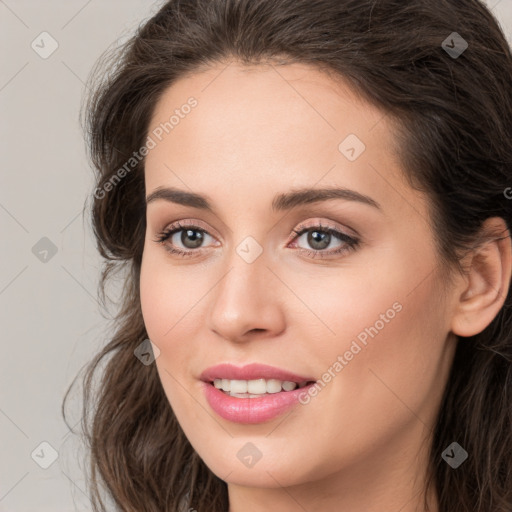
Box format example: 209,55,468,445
148,60,390,152
144,60,419,219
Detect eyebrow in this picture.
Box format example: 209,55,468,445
145,186,381,212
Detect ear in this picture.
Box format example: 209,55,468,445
451,217,511,337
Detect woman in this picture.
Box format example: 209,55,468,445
63,0,512,510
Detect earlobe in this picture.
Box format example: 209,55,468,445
451,217,512,338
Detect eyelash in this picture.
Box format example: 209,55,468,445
153,220,360,259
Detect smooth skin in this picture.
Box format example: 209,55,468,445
139,60,511,512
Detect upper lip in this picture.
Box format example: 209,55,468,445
200,363,316,384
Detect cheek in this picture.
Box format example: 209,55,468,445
315,262,449,443
139,246,215,405
368,277,449,402
139,247,200,342
292,240,449,438
140,255,168,340
139,253,199,418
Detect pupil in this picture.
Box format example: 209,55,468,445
182,229,203,248
309,230,329,250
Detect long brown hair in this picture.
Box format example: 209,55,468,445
63,1,512,510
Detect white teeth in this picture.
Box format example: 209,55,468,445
282,381,297,391
230,380,247,393
229,393,263,399
266,379,282,393
212,378,307,395
247,379,267,394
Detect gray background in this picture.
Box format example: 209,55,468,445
1,1,511,510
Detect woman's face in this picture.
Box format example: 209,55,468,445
140,61,458,503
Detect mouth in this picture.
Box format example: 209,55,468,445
199,363,318,423
208,378,316,398
199,362,316,398
202,378,318,424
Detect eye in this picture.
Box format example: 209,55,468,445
289,221,359,259
153,220,360,259
153,220,217,258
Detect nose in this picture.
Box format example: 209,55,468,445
206,253,286,344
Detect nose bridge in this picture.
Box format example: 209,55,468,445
214,240,268,315
206,236,283,341
217,218,270,295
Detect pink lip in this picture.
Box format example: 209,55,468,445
199,363,315,384
200,363,317,424
202,382,317,424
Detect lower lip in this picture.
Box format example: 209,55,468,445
202,381,315,424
